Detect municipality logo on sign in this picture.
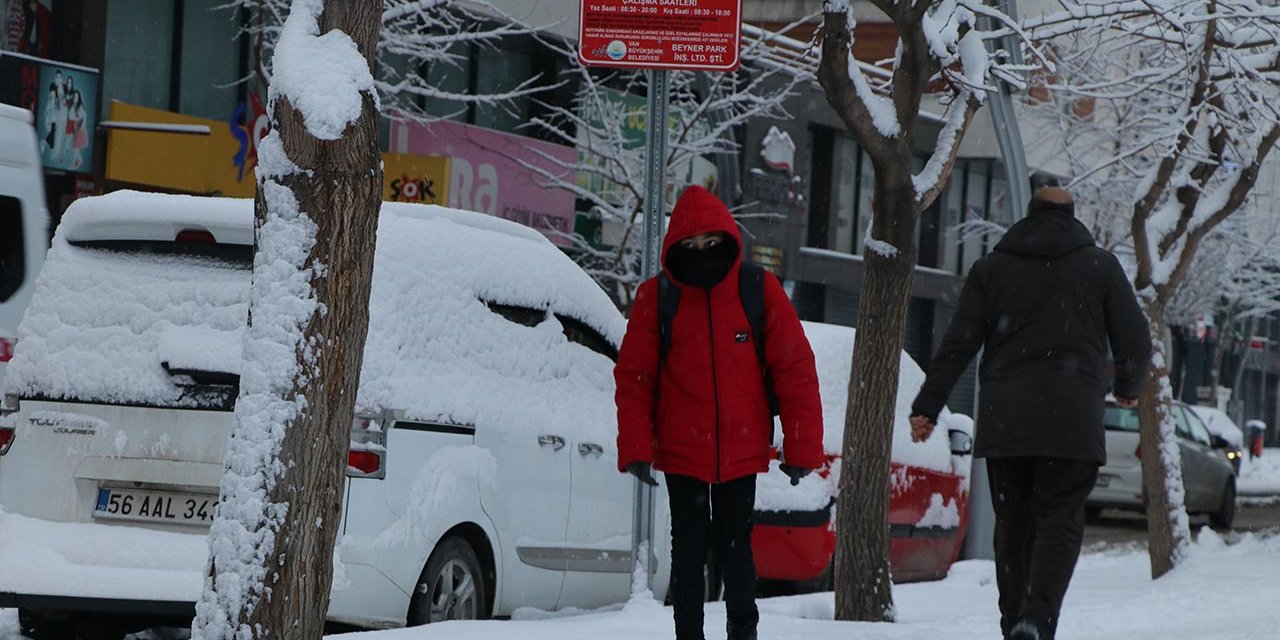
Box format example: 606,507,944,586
607,40,627,61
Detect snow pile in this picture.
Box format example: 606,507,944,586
158,327,245,376
754,459,838,513
268,0,376,140
1239,449,1280,496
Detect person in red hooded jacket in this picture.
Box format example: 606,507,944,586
615,185,824,640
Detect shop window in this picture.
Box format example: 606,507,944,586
103,0,175,119
806,128,834,249
473,41,533,134
831,137,859,254
940,165,965,274
961,160,990,274
0,196,24,302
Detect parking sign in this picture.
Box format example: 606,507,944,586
578,0,743,72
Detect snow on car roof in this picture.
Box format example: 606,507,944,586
801,321,960,474
8,193,624,444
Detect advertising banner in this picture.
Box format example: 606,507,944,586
0,51,98,173
578,0,742,71
1,0,52,59
390,119,577,246
107,102,449,203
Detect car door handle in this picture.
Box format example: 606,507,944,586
578,443,604,458
538,435,566,451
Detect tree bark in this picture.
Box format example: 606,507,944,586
1136,300,1193,579
833,180,919,622
198,2,383,639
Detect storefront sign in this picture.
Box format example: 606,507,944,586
0,51,98,173
578,0,742,71
390,119,577,246
107,102,449,204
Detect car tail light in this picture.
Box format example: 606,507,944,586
1135,444,1142,459
0,425,13,455
348,413,390,479
0,336,14,363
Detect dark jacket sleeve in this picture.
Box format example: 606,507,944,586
761,272,825,469
1103,255,1151,399
912,260,989,422
615,279,661,472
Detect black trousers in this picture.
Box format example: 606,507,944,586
666,473,759,640
987,457,1099,639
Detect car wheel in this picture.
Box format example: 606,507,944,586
407,536,489,626
1209,481,1236,529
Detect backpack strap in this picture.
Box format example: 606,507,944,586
739,263,779,417
656,273,682,373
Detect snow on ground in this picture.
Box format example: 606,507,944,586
298,529,1280,640
1239,448,1280,496
5,525,1278,639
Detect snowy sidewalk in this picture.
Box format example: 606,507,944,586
1239,448,1280,497
3,529,1278,639
330,529,1280,640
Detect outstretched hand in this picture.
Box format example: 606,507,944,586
779,464,812,486
1114,394,1139,409
910,414,936,443
625,461,659,486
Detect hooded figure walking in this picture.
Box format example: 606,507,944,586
910,188,1150,640
616,185,825,640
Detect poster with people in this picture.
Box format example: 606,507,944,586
1,0,52,59
0,53,99,173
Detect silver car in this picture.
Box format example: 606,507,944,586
1088,402,1237,528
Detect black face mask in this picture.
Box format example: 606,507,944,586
667,240,738,289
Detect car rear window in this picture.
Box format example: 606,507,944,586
9,239,250,411
0,195,24,302
1104,406,1140,432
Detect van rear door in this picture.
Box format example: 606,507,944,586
0,104,48,389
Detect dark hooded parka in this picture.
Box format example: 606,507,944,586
913,196,1151,463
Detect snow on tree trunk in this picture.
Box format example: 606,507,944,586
1135,296,1192,578
192,2,382,639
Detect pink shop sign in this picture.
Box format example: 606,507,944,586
390,119,577,246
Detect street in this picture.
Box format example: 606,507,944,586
1085,500,1280,548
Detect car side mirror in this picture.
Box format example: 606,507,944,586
948,429,973,456
1210,434,1229,450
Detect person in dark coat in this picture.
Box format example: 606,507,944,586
616,185,824,640
910,187,1150,640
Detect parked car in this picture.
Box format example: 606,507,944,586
750,322,974,588
1188,405,1245,473
0,191,657,637
0,103,47,396
1087,401,1237,527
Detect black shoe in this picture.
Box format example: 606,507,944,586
1009,618,1049,640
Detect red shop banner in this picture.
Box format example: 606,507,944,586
578,0,742,72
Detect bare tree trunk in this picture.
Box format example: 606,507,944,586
1136,300,1193,579
834,181,919,622
195,2,382,639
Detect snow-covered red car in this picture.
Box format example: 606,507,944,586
749,322,974,588
0,191,654,636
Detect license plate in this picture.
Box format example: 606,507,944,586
94,487,216,526
1095,476,1111,488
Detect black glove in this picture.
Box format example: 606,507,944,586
780,464,812,486
625,462,659,486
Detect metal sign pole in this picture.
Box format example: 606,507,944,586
633,68,670,594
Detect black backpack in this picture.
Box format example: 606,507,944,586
656,263,780,417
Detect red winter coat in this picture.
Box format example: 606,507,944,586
615,186,825,484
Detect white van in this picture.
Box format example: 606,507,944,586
0,191,669,637
0,103,47,395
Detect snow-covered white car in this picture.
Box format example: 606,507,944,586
1087,401,1237,527
751,322,975,587
0,103,47,397
0,191,657,636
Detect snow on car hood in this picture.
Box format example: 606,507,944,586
7,191,625,446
